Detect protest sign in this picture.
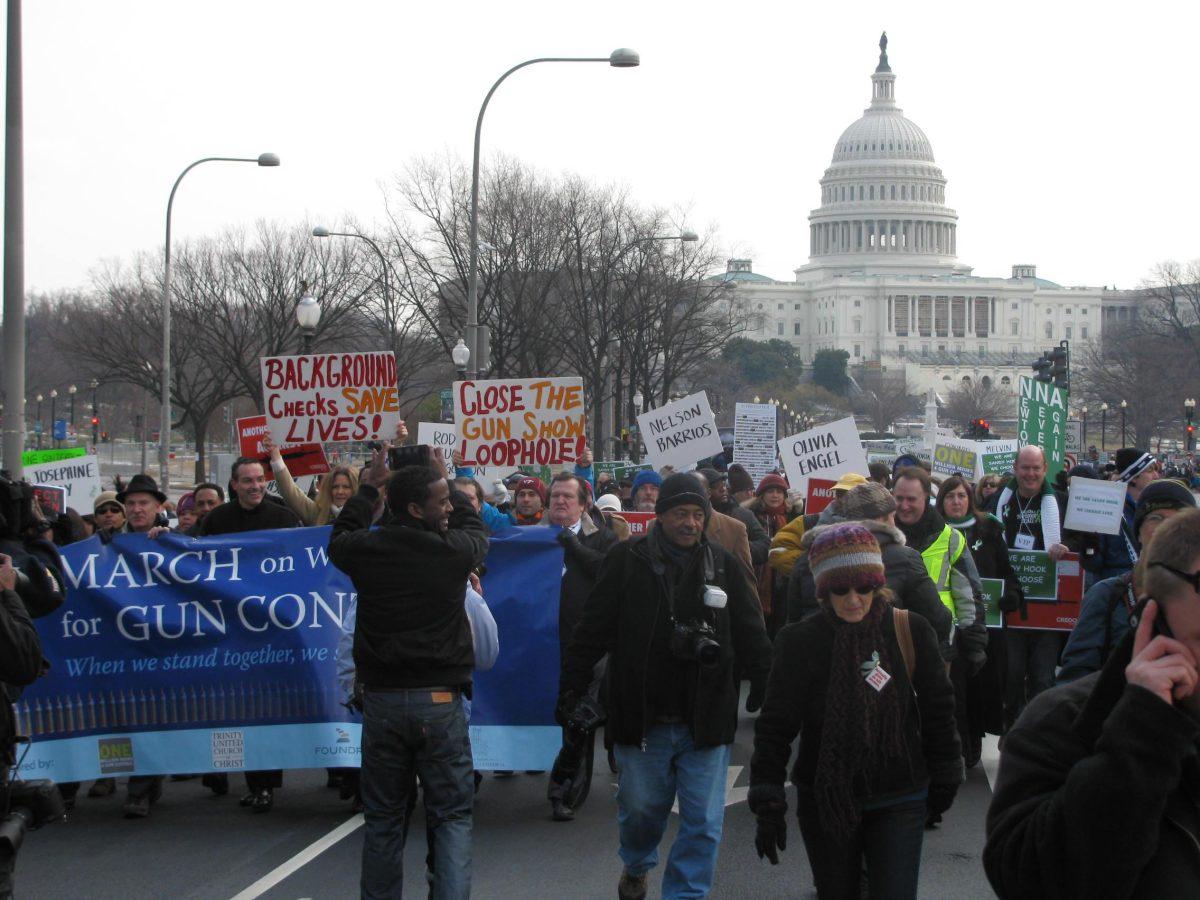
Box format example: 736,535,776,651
1003,550,1085,632
19,526,566,781
417,422,505,495
454,377,586,468
980,578,1005,628
22,447,87,467
932,438,978,478
622,511,657,537
733,402,778,483
595,461,652,483
1018,375,1068,481
976,440,1018,477
261,351,400,444
32,484,68,518
1063,477,1127,535
805,478,838,515
1008,549,1057,600
777,417,868,491
637,392,723,471
24,454,101,509
1065,419,1082,456
237,415,329,481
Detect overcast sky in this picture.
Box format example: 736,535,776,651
10,1,1199,295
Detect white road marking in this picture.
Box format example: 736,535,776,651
981,734,1001,792
229,813,364,900
670,765,745,814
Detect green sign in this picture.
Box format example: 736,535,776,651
1008,550,1057,600
594,461,651,482
980,578,1005,628
517,464,554,485
1017,376,1068,481
21,447,87,467
980,450,1017,476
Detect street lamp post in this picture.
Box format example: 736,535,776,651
452,338,470,379
1081,406,1087,452
1100,402,1108,451
68,384,76,436
49,388,57,447
1185,398,1196,452
89,379,99,448
312,225,391,313
631,389,644,463
34,392,41,449
1120,399,1128,447
160,152,280,492
295,282,321,354
464,48,639,379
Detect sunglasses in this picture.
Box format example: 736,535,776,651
96,505,122,515
829,582,880,597
1150,562,1200,594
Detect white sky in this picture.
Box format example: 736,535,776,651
11,0,1199,294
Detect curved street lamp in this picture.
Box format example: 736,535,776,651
160,152,280,491
312,225,392,314
465,49,640,378
451,337,470,377
295,283,321,354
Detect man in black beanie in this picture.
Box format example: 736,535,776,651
558,473,772,900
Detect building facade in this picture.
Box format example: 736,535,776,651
720,35,1134,398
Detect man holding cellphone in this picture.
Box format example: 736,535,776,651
985,508,1200,898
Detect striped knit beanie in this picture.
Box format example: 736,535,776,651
808,522,886,599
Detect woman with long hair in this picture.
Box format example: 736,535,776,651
750,523,962,898
936,475,1022,761
263,437,358,526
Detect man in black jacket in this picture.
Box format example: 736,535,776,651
545,472,618,821
558,473,772,900
787,482,952,648
330,465,488,900
985,509,1200,898
699,468,769,569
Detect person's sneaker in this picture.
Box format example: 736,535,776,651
249,788,274,813
617,869,647,900
551,799,575,822
122,796,151,818
87,778,116,798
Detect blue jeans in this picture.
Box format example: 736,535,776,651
360,689,474,900
614,724,731,899
797,786,927,900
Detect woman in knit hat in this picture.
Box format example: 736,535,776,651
744,473,803,637
749,522,962,898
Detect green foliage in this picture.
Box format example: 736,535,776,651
720,337,803,388
811,349,851,395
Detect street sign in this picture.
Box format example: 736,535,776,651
440,388,454,424
53,419,68,441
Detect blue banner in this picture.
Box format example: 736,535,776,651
16,525,565,781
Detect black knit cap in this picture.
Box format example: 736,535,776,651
1134,479,1196,537
655,472,712,521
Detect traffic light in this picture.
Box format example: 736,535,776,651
1188,423,1196,451
1032,352,1053,383
976,418,991,438
90,415,99,427
1048,343,1069,391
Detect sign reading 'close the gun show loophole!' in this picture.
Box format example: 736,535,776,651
453,378,587,467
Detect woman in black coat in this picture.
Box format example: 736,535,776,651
750,523,962,899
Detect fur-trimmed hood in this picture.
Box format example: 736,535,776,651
799,516,906,552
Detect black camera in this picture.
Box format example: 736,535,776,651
564,694,605,742
387,444,433,471
0,778,66,867
670,620,721,668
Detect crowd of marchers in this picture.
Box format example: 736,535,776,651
3,422,1200,899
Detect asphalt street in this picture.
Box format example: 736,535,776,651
18,706,999,899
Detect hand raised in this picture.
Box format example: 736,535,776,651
1126,600,1199,706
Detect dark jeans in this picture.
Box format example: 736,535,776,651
360,689,474,900
797,787,927,900
126,775,163,800
1003,628,1062,731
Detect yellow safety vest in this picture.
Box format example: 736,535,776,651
920,525,965,622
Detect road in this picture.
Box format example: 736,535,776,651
18,697,999,899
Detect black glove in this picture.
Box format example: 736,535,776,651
554,691,579,728
748,784,787,864
746,679,766,713
556,529,580,554
927,781,958,817
963,647,987,677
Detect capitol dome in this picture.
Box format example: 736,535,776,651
805,34,960,272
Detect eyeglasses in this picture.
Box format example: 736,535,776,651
96,505,122,515
1150,562,1200,594
829,582,880,597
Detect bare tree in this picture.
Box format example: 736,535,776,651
1138,259,1200,373
853,369,918,434
943,379,1014,427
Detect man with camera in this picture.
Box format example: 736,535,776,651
330,460,488,900
1,551,56,898
558,472,772,900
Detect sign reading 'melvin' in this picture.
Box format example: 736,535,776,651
454,378,586,467
260,351,400,445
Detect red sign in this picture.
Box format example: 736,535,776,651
237,415,330,481
1004,552,1086,632
622,511,657,537
805,478,837,515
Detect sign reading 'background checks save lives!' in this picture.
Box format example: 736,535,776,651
260,351,400,445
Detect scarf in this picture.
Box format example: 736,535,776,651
994,477,1061,548
813,595,907,839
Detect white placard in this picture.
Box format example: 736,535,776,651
1065,420,1082,455
637,392,724,471
417,421,505,494
777,416,869,490
454,377,586,467
24,455,102,508
932,438,979,478
261,351,400,444
1063,477,1128,535
733,402,778,483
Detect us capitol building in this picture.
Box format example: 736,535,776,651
718,35,1138,397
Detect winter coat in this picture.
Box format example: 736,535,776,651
787,519,953,649
557,515,620,655
984,632,1200,898
743,497,804,617
329,485,489,693
559,533,772,750
704,510,753,577
750,606,962,801
0,535,65,619
1088,494,1138,580
1,587,42,772
767,512,820,579
949,514,1025,617
714,500,770,568
1056,574,1134,685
